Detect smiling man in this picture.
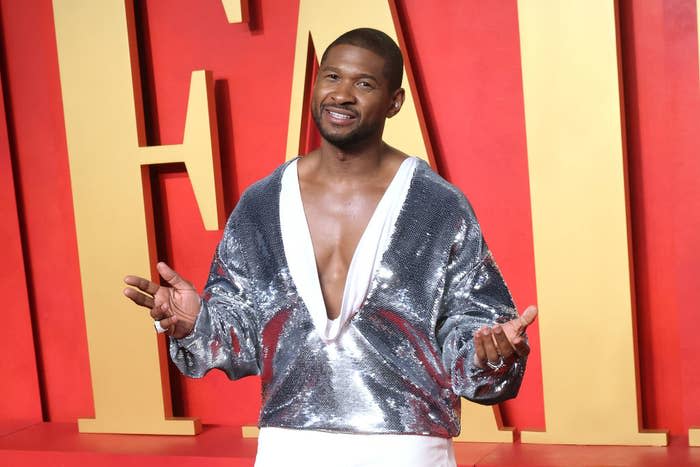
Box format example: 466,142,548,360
124,28,537,467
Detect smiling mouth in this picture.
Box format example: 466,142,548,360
323,107,357,123
328,111,353,120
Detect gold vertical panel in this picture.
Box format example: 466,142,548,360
53,0,224,434
517,1,666,445
221,0,246,23
285,0,430,162
690,428,700,447
454,407,514,443
278,0,512,443
241,426,260,438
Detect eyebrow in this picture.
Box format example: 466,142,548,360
320,65,380,83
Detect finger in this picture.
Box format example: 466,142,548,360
123,287,155,309
157,262,192,291
492,325,514,358
123,275,159,296
511,335,530,357
509,305,538,337
149,302,171,321
481,328,500,363
473,328,488,367
519,305,538,329
157,314,178,333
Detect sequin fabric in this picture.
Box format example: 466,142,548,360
170,159,527,437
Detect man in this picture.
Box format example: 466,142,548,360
124,28,537,467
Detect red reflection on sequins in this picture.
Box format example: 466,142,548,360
230,328,241,354
210,338,221,359
376,309,448,388
260,308,292,385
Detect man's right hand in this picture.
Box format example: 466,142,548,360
123,262,201,338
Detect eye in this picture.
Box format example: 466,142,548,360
357,80,375,90
324,72,340,81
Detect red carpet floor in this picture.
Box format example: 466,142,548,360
1,422,697,466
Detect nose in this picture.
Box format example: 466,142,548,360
330,80,356,104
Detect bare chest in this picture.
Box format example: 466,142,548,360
300,188,383,319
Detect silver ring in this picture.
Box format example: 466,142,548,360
486,356,505,370
154,320,167,334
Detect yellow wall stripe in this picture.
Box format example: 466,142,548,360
516,0,666,445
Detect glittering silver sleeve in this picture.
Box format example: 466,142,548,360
437,213,526,405
169,211,261,380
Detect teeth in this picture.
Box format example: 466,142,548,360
328,111,352,120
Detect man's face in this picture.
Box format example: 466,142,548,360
311,44,402,149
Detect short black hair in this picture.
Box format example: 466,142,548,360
320,28,404,92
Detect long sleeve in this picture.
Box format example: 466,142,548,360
169,213,261,380
436,208,527,405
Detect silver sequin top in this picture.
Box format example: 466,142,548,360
170,159,527,437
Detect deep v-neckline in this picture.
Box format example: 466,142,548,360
280,157,417,342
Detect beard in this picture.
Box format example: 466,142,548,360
311,104,379,150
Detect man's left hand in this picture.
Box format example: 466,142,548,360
473,305,538,370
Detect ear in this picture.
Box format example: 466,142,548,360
386,88,405,118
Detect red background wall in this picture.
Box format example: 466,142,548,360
1,0,698,439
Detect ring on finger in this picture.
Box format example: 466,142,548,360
154,320,167,334
486,355,505,371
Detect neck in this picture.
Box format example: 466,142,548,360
316,138,390,180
